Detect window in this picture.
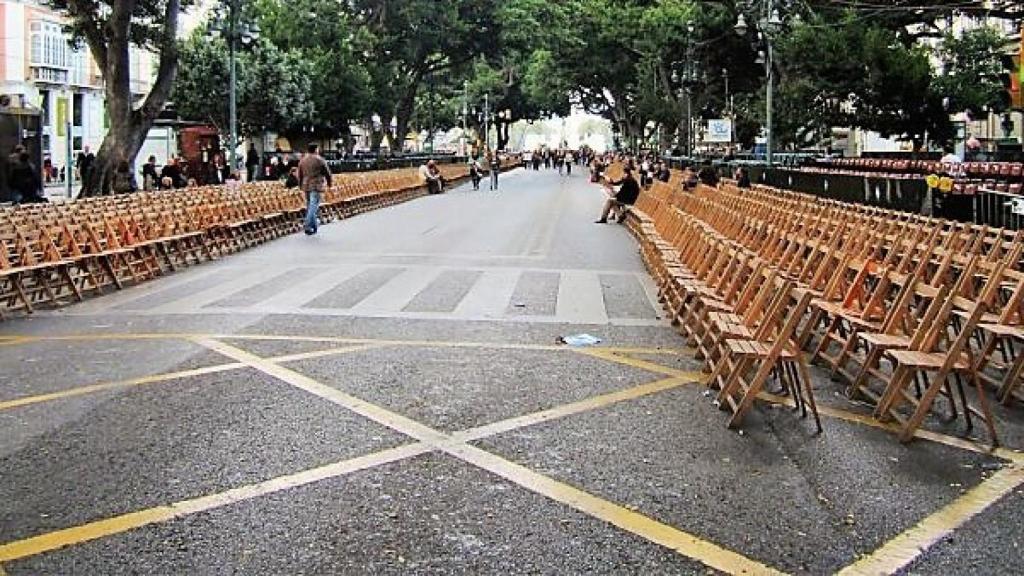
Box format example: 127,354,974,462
29,19,70,72
40,89,50,124
72,93,83,127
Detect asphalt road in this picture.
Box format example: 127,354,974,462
1,166,1022,575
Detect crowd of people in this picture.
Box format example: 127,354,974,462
524,146,596,174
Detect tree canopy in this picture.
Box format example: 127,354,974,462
49,0,1024,184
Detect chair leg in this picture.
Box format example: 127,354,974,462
796,359,823,434
971,373,1000,448
898,370,950,443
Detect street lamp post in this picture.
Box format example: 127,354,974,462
672,23,698,158
735,0,786,167
483,93,490,151
208,0,258,173
462,81,469,156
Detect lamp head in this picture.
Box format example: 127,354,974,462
734,13,748,36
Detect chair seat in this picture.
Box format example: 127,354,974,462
887,350,971,370
724,339,797,359
814,300,847,316
859,333,910,348
836,311,882,331
977,323,1024,339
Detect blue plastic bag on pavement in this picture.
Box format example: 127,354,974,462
558,333,602,347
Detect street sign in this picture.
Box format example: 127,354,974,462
705,119,732,143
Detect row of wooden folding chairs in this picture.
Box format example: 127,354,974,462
628,190,823,433
623,165,1023,446
1,164,473,318
702,186,1020,445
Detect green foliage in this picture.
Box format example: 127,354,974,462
173,32,315,138
933,26,1015,116
102,0,1021,153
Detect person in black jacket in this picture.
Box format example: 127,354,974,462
142,155,159,190
697,160,720,187
595,167,640,224
10,151,44,203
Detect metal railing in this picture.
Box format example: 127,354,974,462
975,188,1024,230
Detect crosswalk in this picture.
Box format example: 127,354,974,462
67,264,665,326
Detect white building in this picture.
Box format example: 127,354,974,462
0,0,161,181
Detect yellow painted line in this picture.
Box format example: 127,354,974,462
0,331,692,357
443,442,784,576
757,392,1019,460
0,443,429,563
454,376,698,443
616,342,1024,462
196,337,780,573
576,348,697,378
0,344,386,413
592,346,690,356
838,464,1024,576
0,336,34,348
0,363,246,411
191,338,449,444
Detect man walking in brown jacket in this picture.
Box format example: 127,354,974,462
298,143,332,235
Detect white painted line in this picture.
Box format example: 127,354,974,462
453,269,522,319
260,266,368,309
349,267,443,314
556,271,610,324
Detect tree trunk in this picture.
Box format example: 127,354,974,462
79,0,179,197
391,66,426,155
340,124,355,154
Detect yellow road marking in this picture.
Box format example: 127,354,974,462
0,331,680,357
576,348,697,378
444,442,784,576
593,346,688,357
454,376,696,442
0,364,244,411
619,353,1020,461
0,344,384,413
192,338,449,444
193,337,778,574
0,337,32,348
0,444,429,563
838,463,1024,576
758,391,1020,461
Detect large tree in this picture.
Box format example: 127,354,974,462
173,33,316,143
50,0,187,196
351,0,500,152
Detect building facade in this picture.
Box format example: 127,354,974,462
0,0,155,184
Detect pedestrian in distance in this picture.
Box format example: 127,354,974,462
245,144,260,183
142,155,158,191
298,143,332,235
9,150,45,203
284,166,300,188
76,145,95,195
489,152,501,190
159,157,184,189
697,160,720,187
564,150,573,176
470,156,484,191
734,166,751,189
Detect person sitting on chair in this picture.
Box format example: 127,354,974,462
595,167,641,224
419,159,444,194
